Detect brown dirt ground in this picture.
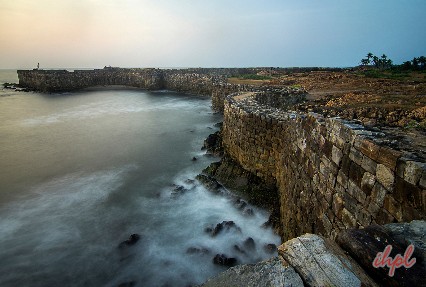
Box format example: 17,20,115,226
228,69,426,158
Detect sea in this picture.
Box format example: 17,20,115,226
0,69,280,287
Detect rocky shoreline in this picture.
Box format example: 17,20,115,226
199,127,425,286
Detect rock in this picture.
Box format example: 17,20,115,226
278,233,378,287
186,247,210,255
192,156,197,161
201,130,223,156
195,174,224,194
201,257,304,287
206,221,242,237
242,208,254,216
233,245,246,255
336,222,426,287
263,243,277,254
118,281,136,287
170,185,189,198
233,198,248,210
243,237,256,251
118,234,140,249
213,254,238,267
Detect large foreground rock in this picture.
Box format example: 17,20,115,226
278,233,378,287
201,257,303,287
336,220,426,287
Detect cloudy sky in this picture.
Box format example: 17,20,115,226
1,0,425,69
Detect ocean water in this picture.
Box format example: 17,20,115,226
0,70,280,287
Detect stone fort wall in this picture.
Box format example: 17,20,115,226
223,92,425,241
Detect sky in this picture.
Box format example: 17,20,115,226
1,0,425,69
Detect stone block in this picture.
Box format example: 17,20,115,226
349,162,364,187
374,208,395,225
403,161,426,186
356,138,380,161
340,155,351,175
370,182,387,207
420,172,426,189
394,176,422,207
348,180,366,204
354,207,372,227
322,214,333,234
360,155,377,175
333,193,344,218
383,195,402,221
376,146,402,171
349,147,363,166
342,208,357,228
323,139,333,158
375,164,394,191
337,170,349,188
332,145,344,166
396,158,407,178
367,202,380,216
360,172,376,196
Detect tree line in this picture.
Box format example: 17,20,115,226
360,53,426,70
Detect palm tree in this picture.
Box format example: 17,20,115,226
418,56,426,69
366,52,374,63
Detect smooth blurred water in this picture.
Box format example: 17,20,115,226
0,70,280,287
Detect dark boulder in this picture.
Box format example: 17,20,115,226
186,247,211,255
201,130,223,156
242,208,254,217
233,198,247,210
171,185,189,198
263,243,277,254
118,281,136,287
233,245,246,255
243,237,256,251
213,254,238,267
336,222,426,287
206,221,242,237
118,234,140,249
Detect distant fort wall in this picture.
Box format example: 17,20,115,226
17,67,261,94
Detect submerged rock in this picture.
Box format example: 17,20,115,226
205,221,242,237
170,184,189,198
202,257,304,287
243,237,256,251
242,208,254,217
118,281,136,287
118,234,140,249
213,254,238,267
186,247,210,255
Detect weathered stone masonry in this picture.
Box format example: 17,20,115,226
223,92,426,241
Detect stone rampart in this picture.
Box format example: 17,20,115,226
223,92,426,241
17,67,259,94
